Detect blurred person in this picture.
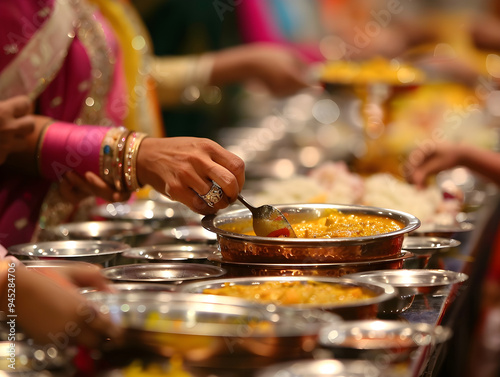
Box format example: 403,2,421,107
0,0,248,248
405,142,500,377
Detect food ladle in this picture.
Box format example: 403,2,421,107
237,194,296,238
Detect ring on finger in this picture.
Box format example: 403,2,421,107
199,180,223,208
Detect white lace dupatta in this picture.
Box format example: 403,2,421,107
0,0,76,100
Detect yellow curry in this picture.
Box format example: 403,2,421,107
203,280,376,306
235,211,404,238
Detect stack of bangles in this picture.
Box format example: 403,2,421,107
37,122,148,192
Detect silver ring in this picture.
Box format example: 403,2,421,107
200,181,223,207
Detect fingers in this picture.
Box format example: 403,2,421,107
0,95,32,118
59,171,93,204
84,171,131,202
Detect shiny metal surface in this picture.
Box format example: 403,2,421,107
91,199,197,228
21,260,97,269
202,204,420,263
80,283,176,295
8,240,129,264
411,221,474,238
42,221,153,243
346,269,469,297
0,341,71,372
209,252,412,278
122,244,217,262
160,225,217,243
179,276,397,320
318,320,451,363
402,237,461,252
256,359,380,377
101,263,226,283
85,291,340,365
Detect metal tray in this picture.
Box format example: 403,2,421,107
101,263,226,283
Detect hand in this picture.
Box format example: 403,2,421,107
211,43,313,97
0,96,35,164
59,171,131,204
136,137,245,214
3,262,121,349
405,142,464,188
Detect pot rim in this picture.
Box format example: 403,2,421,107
202,203,421,245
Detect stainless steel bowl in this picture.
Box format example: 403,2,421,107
122,244,217,263
101,263,226,283
40,221,154,246
256,359,380,377
91,199,197,229
160,225,217,243
318,320,452,363
7,240,130,265
80,283,176,295
85,291,340,368
346,269,469,297
402,236,461,255
209,251,412,278
0,341,71,372
202,204,420,264
178,276,397,320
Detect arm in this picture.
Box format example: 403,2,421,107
406,142,500,188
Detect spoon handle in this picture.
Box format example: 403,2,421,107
237,194,255,212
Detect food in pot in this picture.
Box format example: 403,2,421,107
231,210,404,238
202,280,377,306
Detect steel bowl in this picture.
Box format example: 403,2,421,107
318,320,452,364
209,251,412,278
39,221,154,247
0,341,71,372
100,263,226,284
122,244,217,263
256,359,380,377
202,204,420,264
7,240,130,265
80,283,176,295
85,291,341,368
178,276,397,320
346,269,468,315
91,199,196,229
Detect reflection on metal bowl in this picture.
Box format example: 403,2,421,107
85,291,340,368
178,276,397,320
318,320,452,364
91,199,197,229
7,240,129,266
256,359,380,377
202,204,420,264
100,263,226,283
40,221,154,247
122,244,218,263
0,341,71,372
209,251,412,278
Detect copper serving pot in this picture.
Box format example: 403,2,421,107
202,204,420,264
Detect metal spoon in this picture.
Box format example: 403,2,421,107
237,194,296,238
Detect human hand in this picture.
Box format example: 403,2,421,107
211,43,313,97
5,263,121,349
59,171,131,204
0,96,35,164
405,142,464,188
136,137,245,214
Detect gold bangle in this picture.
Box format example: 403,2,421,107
100,127,128,189
123,132,147,192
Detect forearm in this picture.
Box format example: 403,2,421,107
458,145,500,186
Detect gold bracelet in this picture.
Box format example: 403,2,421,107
100,127,128,189
123,132,148,192
112,129,130,192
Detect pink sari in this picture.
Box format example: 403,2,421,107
0,0,128,247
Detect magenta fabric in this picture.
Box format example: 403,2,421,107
40,123,110,181
236,0,323,63
0,0,127,247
